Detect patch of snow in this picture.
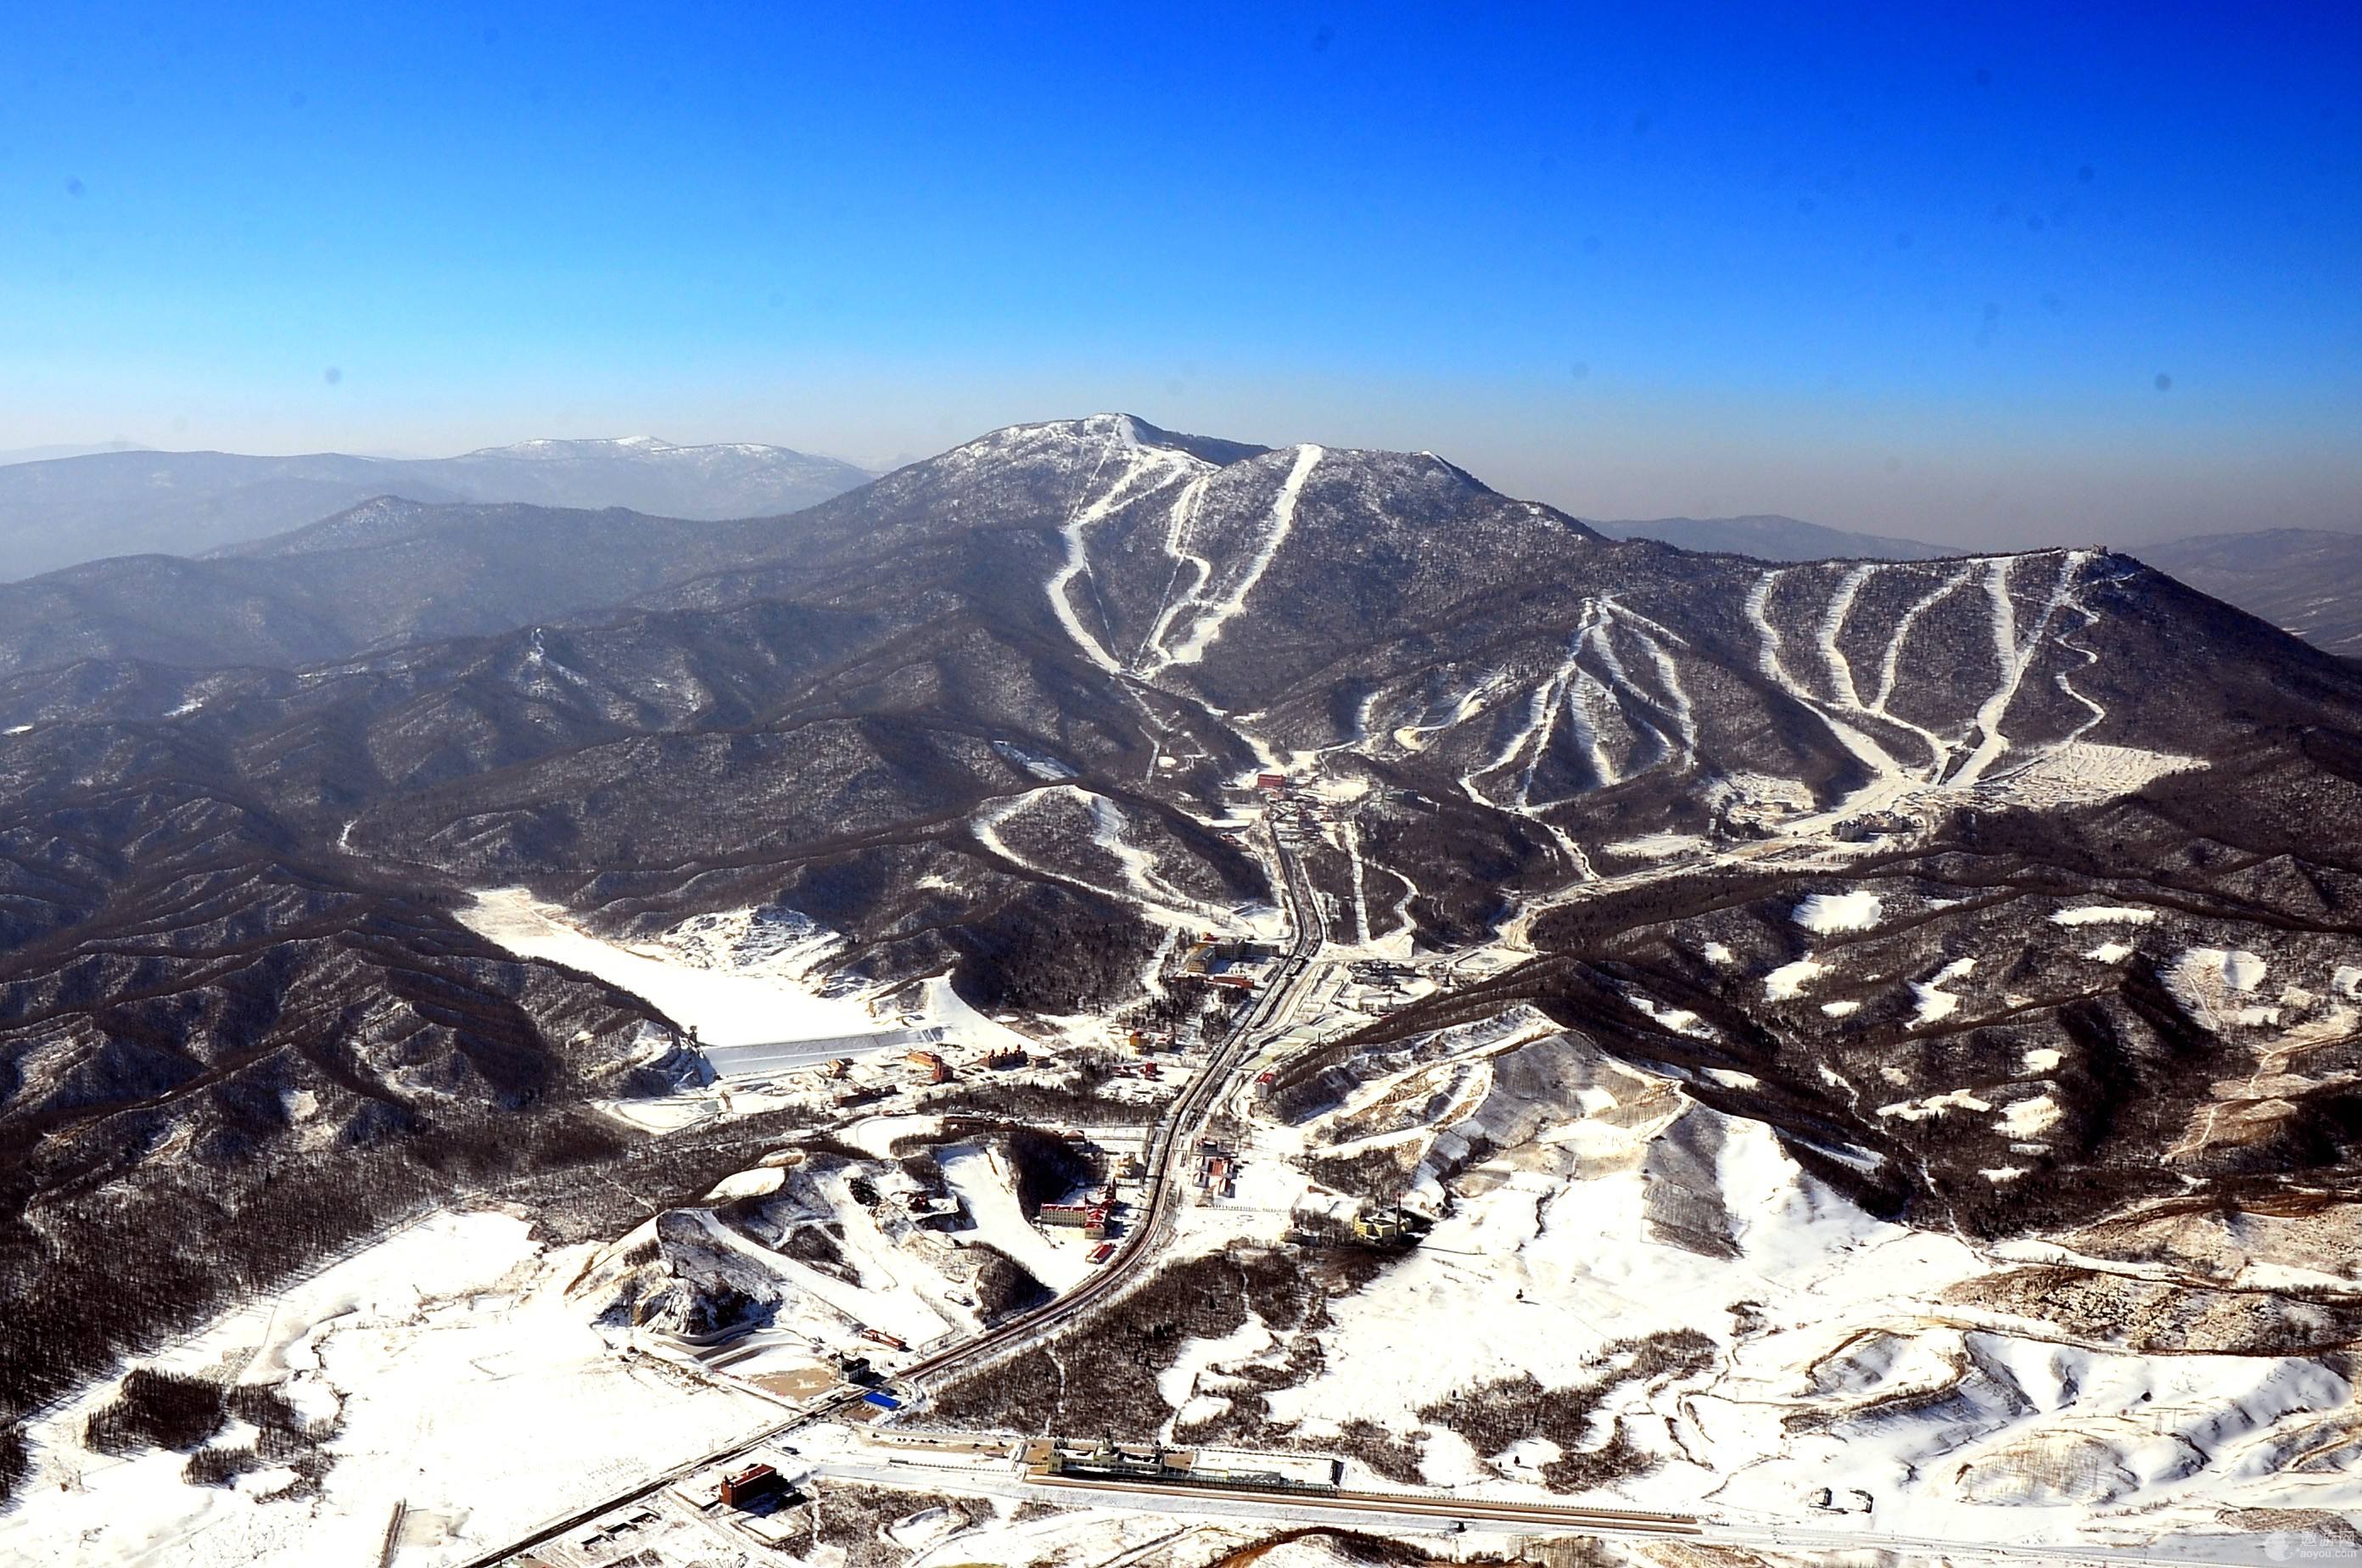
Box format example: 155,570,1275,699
0,1212,775,1566
2217,950,2269,990
1794,890,1883,934
1764,957,1825,1000
2051,905,2158,927
1744,568,1919,801
704,1165,788,1201
990,738,1078,781
1163,444,1324,667
1156,1315,1275,1430
1626,993,1714,1039
1907,983,1961,1027
886,1505,962,1550
2168,947,2272,1032
1995,1095,2063,1139
1821,1000,1861,1018
1045,435,1200,673
971,784,1257,935
1605,832,1711,860
1983,740,2205,808
939,1145,1094,1294
1878,1088,1992,1120
1219,1011,2362,1541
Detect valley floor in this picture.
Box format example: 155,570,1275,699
12,854,2361,1568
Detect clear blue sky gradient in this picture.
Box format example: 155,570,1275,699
3,1,2356,546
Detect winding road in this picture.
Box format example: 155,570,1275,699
459,826,1336,1567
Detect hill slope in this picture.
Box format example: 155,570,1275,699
0,497,827,680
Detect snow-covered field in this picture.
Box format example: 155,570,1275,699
1049,1010,2362,1556
457,888,876,1045
1793,889,1882,933
0,1212,778,1568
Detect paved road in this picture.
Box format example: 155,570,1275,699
804,1458,2313,1568
459,828,1327,1568
803,1457,1697,1543
898,831,1324,1384
1028,1471,1697,1536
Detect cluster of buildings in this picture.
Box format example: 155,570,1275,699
1195,1137,1237,1198
1039,1200,1111,1238
1175,935,1278,989
811,1033,1030,1107
1831,809,1913,843
1351,1203,1429,1246
1017,1436,1344,1492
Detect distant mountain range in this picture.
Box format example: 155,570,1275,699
1597,512,1947,560
0,496,830,680
0,437,875,580
14,442,2360,669
2135,529,2362,656
0,440,152,466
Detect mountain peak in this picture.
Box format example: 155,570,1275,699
462,436,676,460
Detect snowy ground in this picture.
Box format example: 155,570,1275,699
20,743,2341,1566
0,1212,778,1568
457,888,876,1045
1054,1012,2362,1557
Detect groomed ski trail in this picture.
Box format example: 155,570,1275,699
1045,420,1203,675
1155,444,1324,669
1945,551,2090,788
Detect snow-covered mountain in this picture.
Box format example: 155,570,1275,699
398,436,876,521
0,437,873,580
6,413,2362,1554
1597,515,2362,662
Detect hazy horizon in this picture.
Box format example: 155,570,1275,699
6,3,2357,550
9,405,2354,553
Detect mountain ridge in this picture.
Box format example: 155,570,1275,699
2136,526,2362,656
0,437,874,580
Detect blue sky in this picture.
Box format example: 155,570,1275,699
3,1,2356,546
